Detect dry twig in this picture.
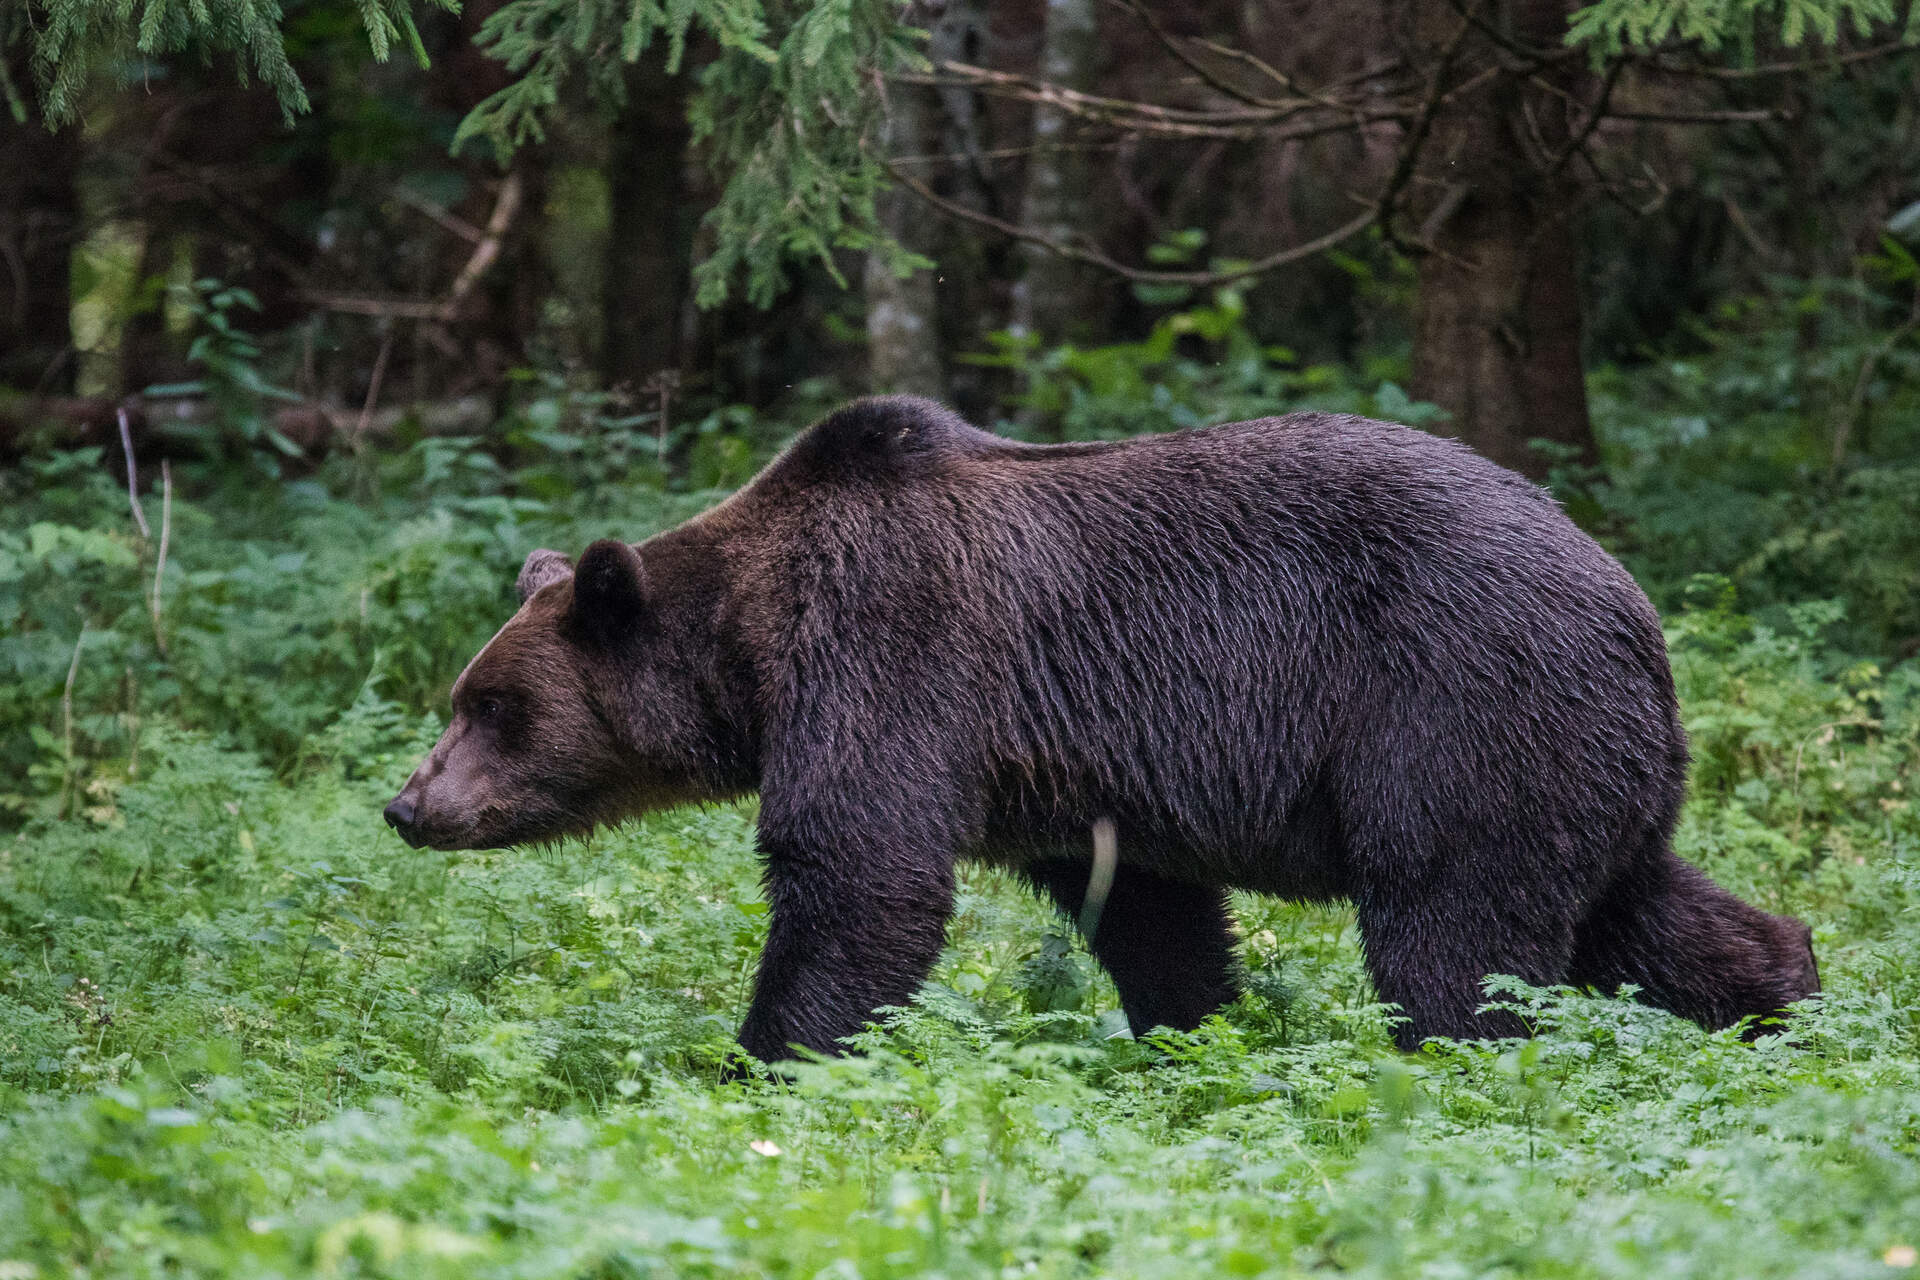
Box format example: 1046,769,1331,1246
303,172,526,324
898,61,1404,139
117,409,150,539
355,327,397,446
392,186,485,245
1545,58,1625,179
60,620,86,818
1112,0,1295,111
644,370,682,460
150,461,172,659
446,172,525,309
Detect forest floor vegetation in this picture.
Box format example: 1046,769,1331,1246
3,322,1919,1277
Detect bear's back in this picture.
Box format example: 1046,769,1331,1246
740,398,1636,655
761,396,1552,524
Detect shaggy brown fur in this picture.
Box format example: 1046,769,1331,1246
387,396,1820,1061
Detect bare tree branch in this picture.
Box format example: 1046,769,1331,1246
1721,194,1786,263
1442,0,1585,69
445,172,525,308
150,462,171,660
879,152,1378,286
901,61,1409,140
1545,58,1624,180
1577,147,1670,217
1524,69,1787,125
1606,105,1787,124
889,140,1135,168
1376,1,1483,258
1111,0,1294,111
1646,41,1918,79
117,409,150,539
1114,0,1414,155
884,0,1870,292
300,173,525,324
354,326,396,446
1190,41,1411,101
392,186,486,245
301,294,457,321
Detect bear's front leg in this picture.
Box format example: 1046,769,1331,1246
737,825,957,1063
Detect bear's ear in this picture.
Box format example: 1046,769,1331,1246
568,539,650,640
516,548,574,603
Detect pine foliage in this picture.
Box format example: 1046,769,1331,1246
455,0,916,307
7,0,917,308
1569,0,1920,56
11,0,1916,308
5,0,453,125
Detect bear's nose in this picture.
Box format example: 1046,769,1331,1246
383,793,419,840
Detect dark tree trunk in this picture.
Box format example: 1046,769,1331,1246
1406,0,1596,480
426,0,550,391
107,65,334,397
117,224,178,397
1010,0,1100,343
601,55,693,392
867,60,946,398
0,47,80,393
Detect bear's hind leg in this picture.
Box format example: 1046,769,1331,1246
1570,852,1819,1036
1021,859,1240,1037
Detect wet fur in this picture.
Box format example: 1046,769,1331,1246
391,396,1820,1061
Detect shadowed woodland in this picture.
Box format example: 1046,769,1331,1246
3,1,1920,1276
3,0,1916,478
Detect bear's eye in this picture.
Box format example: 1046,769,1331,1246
473,697,503,722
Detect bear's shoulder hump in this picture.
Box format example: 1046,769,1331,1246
778,396,995,483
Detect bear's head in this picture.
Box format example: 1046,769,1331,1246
383,539,747,850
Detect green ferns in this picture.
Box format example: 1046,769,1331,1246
0,633,1915,1274
2,358,1919,1274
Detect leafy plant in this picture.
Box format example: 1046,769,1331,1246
969,280,1448,442
145,280,309,468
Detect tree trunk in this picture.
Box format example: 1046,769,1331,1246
104,60,334,397
1009,0,1100,342
925,0,1001,419
601,54,693,393
1407,0,1596,480
0,47,80,393
867,68,945,398
117,224,178,397
426,0,550,392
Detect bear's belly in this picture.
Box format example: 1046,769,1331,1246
973,775,1352,903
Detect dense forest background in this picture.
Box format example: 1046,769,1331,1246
1,0,1917,482
4,3,1920,1276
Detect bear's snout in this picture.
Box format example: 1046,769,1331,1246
383,791,425,847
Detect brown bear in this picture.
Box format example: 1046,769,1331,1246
384,396,1820,1062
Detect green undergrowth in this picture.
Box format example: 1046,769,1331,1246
3,353,1920,1275
2,678,1917,1278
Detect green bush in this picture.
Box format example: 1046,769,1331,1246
971,281,1448,442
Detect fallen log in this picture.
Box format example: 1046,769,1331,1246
0,393,497,464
